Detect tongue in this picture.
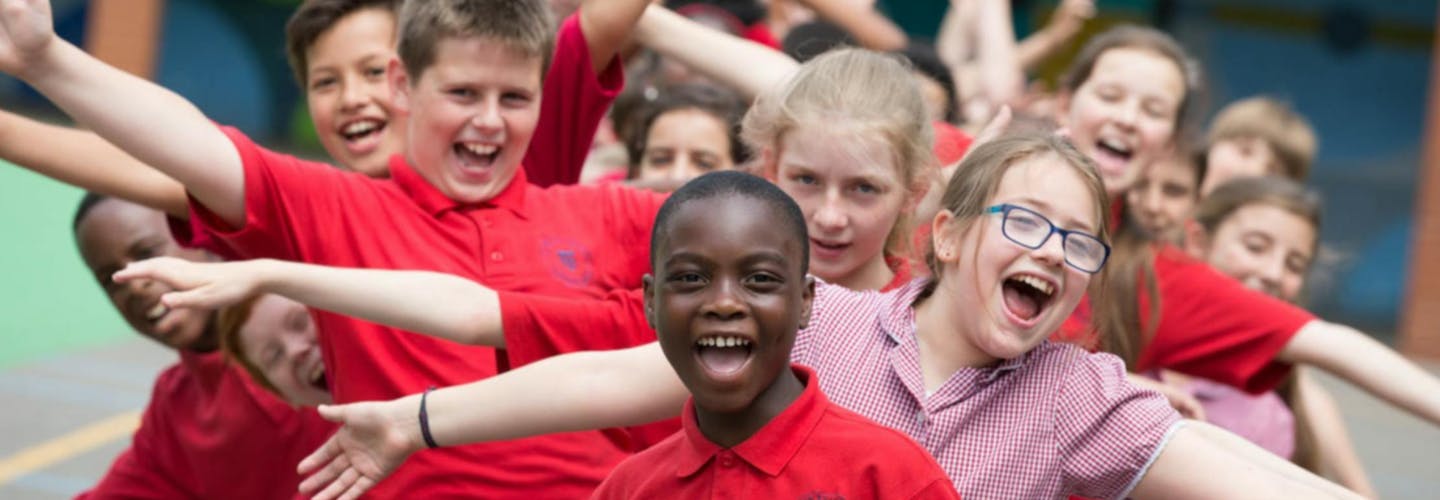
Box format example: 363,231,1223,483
698,346,750,375
1003,283,1040,320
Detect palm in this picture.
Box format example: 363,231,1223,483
0,0,55,76
301,402,417,500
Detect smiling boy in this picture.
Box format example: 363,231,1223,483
592,171,959,499
0,0,658,496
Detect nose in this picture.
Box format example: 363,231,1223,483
812,192,846,232
339,77,367,112
1256,254,1287,293
470,97,503,133
1114,101,1140,130
1032,230,1067,268
700,278,747,322
669,155,696,181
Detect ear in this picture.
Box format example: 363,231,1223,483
931,209,959,264
388,57,412,114
798,275,816,330
1180,220,1209,258
757,147,779,181
642,274,658,331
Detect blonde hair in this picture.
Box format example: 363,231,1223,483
923,133,1110,292
742,48,935,258
1206,97,1318,180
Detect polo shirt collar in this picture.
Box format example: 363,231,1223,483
387,154,530,216
673,365,827,478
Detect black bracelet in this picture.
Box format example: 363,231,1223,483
419,386,440,449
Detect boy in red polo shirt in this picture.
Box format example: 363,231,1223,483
591,172,958,499
0,0,659,496
71,194,333,499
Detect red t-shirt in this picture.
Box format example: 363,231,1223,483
77,351,333,500
932,121,973,167
523,14,625,187
1058,246,1314,394
591,365,960,500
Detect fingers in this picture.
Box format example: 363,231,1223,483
160,287,222,309
974,104,1012,145
300,451,350,496
317,404,348,423
112,256,185,284
298,435,341,476
339,477,376,500
315,466,361,500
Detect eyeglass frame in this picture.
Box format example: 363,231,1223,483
983,204,1111,274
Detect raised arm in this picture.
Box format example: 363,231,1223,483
1279,319,1440,426
114,257,506,347
0,109,189,218
577,0,649,72
634,4,800,101
1015,0,1094,72
1131,422,1362,499
297,343,686,500
0,0,244,225
795,0,908,51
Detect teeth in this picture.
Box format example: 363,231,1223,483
309,365,325,385
1017,275,1054,297
1100,137,1131,154
343,120,379,136
462,143,498,156
696,336,752,348
146,303,169,321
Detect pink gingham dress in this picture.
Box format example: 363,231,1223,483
791,279,1184,499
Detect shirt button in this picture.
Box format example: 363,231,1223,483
718,453,735,468
490,251,503,261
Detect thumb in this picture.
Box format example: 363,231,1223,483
317,404,347,423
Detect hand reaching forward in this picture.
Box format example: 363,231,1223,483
114,257,265,311
299,400,424,500
0,0,56,77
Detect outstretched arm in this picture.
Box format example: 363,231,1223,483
297,343,685,500
1279,319,1440,426
114,257,506,347
1294,371,1377,497
0,109,189,218
0,0,244,225
634,4,800,100
1131,422,1362,499
578,0,650,72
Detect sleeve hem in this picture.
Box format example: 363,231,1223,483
1116,419,1188,500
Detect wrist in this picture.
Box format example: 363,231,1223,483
392,393,428,455
14,37,67,83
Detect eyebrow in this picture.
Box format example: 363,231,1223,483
1007,197,1097,233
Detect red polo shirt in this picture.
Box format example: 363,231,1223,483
592,364,960,499
524,14,624,187
77,351,333,500
1057,246,1312,394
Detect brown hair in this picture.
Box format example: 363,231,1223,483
1206,97,1319,181
397,0,555,85
1192,175,1322,256
215,295,282,396
285,0,402,87
743,48,935,259
922,133,1110,294
624,83,750,178
1062,25,1204,139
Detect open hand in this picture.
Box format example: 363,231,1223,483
0,0,56,77
298,400,422,500
113,257,265,310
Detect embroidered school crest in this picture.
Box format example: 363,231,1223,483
542,237,595,287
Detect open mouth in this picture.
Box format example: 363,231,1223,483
1001,274,1056,325
693,334,754,381
307,363,329,393
454,142,501,170
145,302,170,324
339,118,387,150
1092,137,1134,175
809,238,850,259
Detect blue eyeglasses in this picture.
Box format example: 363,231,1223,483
985,204,1110,273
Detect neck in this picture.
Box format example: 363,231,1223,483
912,281,999,392
834,254,895,291
694,367,805,448
185,319,221,354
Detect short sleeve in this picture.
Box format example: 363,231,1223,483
523,13,626,187
606,185,667,280
186,126,354,261
1055,351,1182,499
499,289,653,368
1140,248,1314,393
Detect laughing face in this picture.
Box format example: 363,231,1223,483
77,199,216,352
771,126,909,291
1060,47,1186,197
1189,203,1315,302
931,155,1099,363
305,8,406,177
1126,150,1198,241
238,294,332,407
392,36,542,204
644,195,813,414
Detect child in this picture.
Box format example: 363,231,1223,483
0,0,660,496
593,171,958,498
1198,96,1317,195
119,134,1361,499
1126,146,1203,243
71,194,333,499
622,82,748,183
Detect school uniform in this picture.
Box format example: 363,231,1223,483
501,279,1182,498
591,365,960,500
1058,245,1315,394
173,13,662,498
77,351,333,500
